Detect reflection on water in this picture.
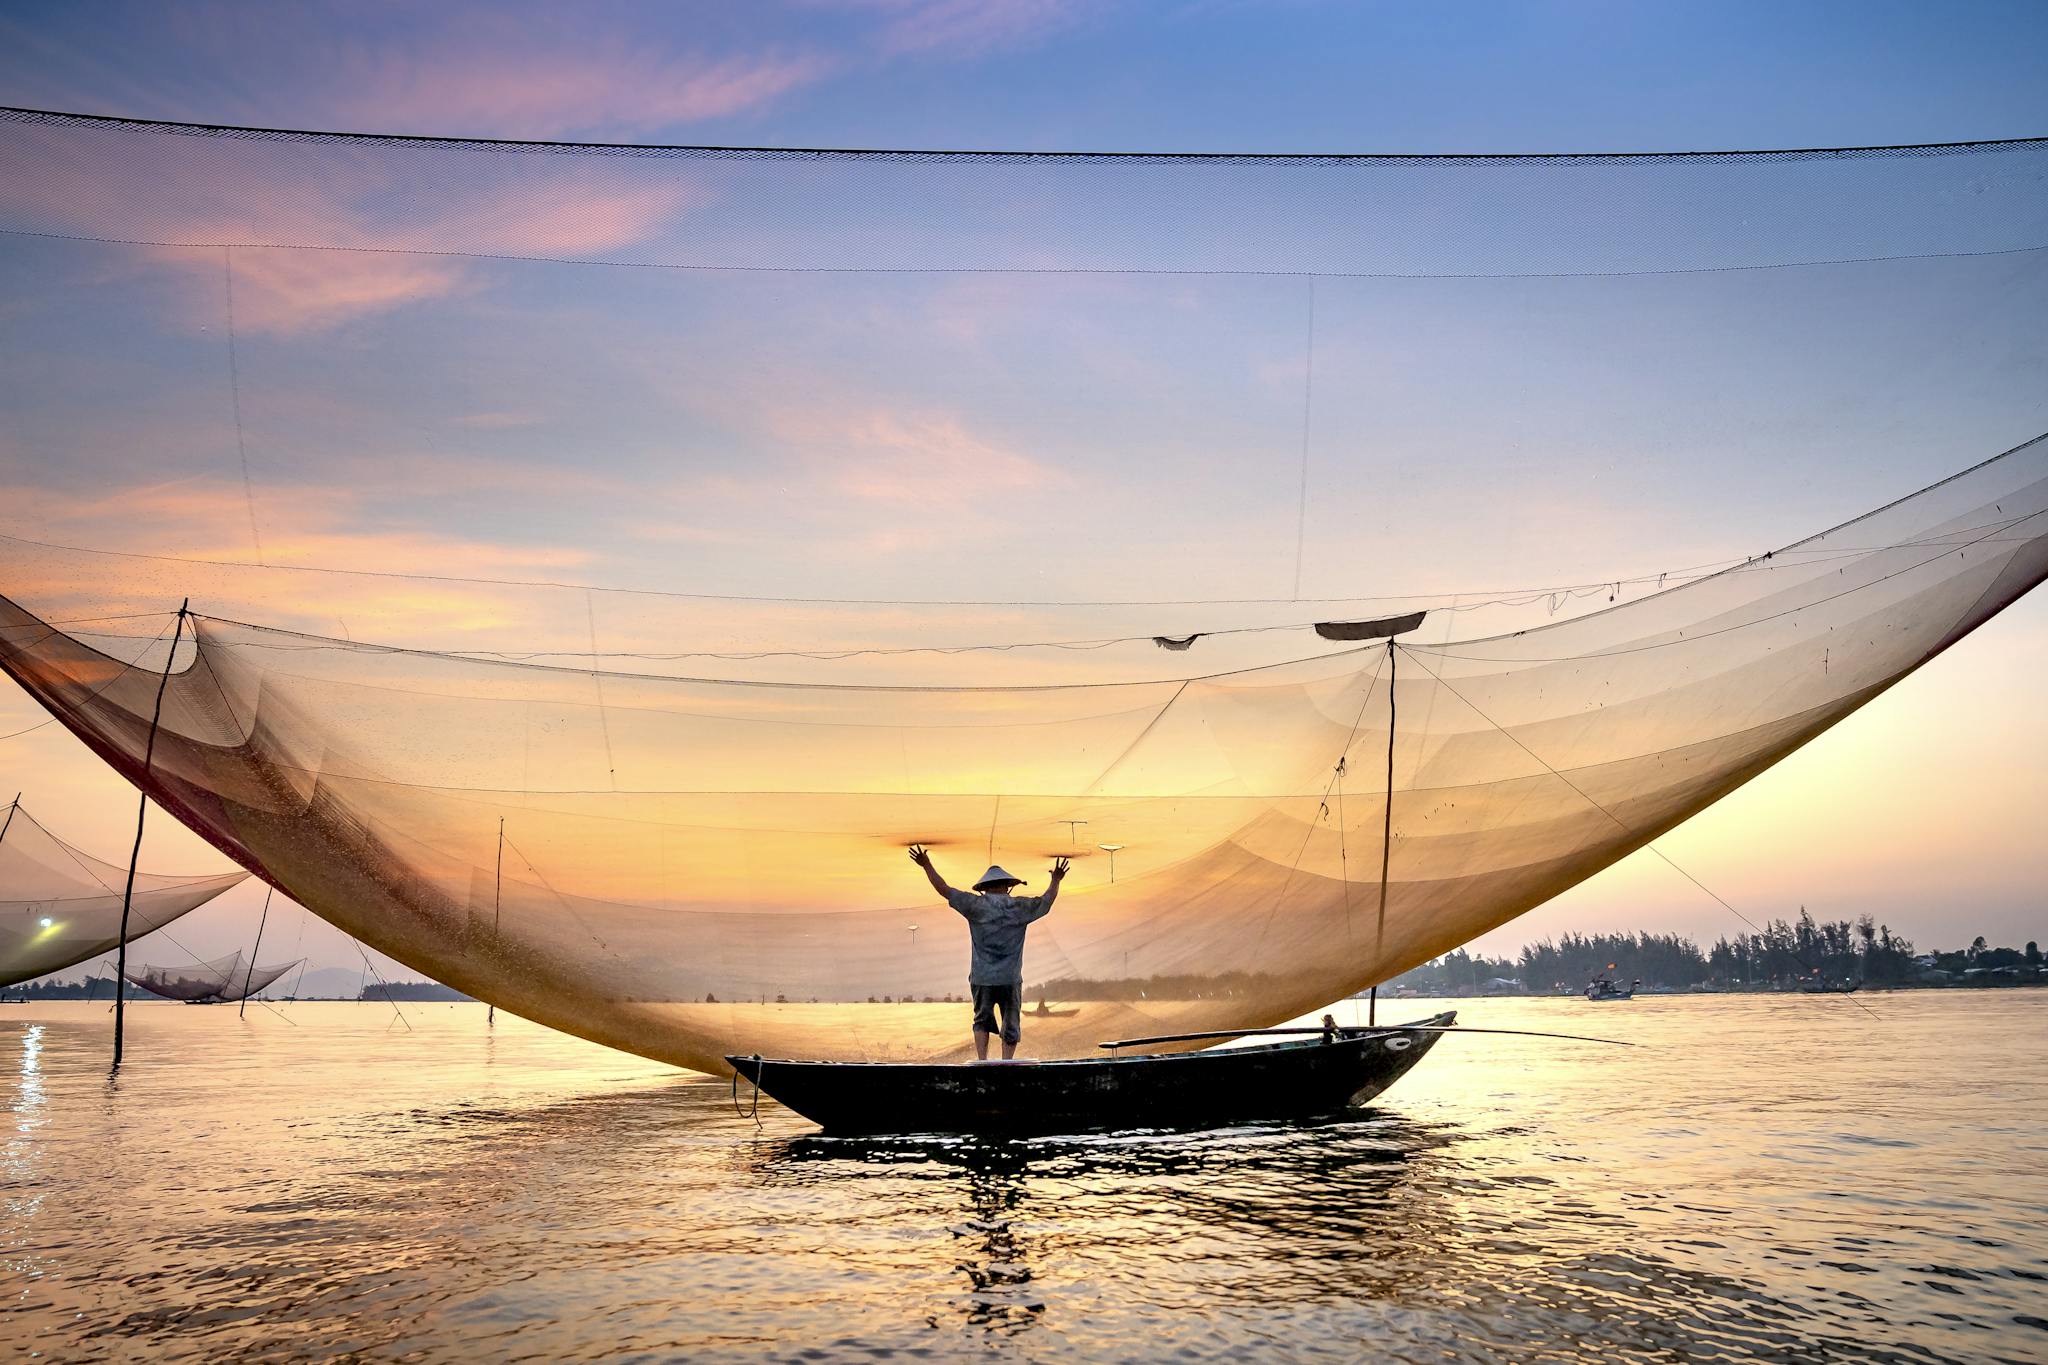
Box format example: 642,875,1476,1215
2,994,2045,1362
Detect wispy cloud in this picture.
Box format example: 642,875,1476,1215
825,409,1063,502
322,39,836,137
0,475,598,639
816,0,1090,60
209,172,698,333
0,123,701,333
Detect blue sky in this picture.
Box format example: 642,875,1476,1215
1,1,2046,152
1,1,2045,977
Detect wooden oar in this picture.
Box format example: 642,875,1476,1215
1098,1024,1635,1049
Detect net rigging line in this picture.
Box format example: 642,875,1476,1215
219,245,262,565
9,224,2044,284
3,490,2036,672
0,527,1766,609
183,610,1385,694
1396,644,1880,1019
8,105,2046,161
170,488,2035,691
1412,505,2048,663
347,933,412,1032
1249,649,1389,956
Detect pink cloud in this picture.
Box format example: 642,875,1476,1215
209,248,468,335
321,41,835,137
213,171,696,332
0,113,703,334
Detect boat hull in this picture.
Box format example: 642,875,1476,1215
728,1011,1455,1136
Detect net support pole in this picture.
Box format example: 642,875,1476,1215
238,886,273,1018
114,599,188,1070
488,816,503,1027
0,793,19,847
1372,639,1398,1028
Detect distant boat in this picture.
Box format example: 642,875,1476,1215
1028,999,1079,1018
729,1011,1454,1136
1585,976,1637,1001
1799,980,1861,995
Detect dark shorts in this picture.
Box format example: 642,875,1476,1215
970,982,1022,1044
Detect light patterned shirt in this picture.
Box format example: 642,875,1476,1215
945,888,1053,985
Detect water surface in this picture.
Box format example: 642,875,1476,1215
4,993,2045,1362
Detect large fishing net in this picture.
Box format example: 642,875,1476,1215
122,949,295,1004
0,800,246,987
1,110,2043,1069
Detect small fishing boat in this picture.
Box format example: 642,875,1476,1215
1585,976,1637,1001
729,1011,1454,1136
1799,980,1861,995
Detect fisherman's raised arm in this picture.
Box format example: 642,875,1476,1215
909,845,956,901
1032,856,1071,919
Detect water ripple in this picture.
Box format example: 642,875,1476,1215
2,993,2045,1361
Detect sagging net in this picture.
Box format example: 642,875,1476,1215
123,949,295,1003
0,110,2044,1069
0,800,247,987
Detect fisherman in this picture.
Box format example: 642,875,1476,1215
908,845,1068,1060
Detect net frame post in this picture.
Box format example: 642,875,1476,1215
112,599,187,1070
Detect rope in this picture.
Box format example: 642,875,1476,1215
2,515,2018,615
6,222,2044,283
349,935,413,1032
9,105,2045,163
731,1058,763,1125
1292,277,1315,598
221,245,262,563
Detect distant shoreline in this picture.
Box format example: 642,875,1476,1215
1374,979,2048,1001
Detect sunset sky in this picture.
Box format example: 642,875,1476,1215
2,0,2045,985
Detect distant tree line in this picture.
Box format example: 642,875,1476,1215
3,975,470,1002
1705,911,1918,985
3,975,148,1000
1390,911,2043,992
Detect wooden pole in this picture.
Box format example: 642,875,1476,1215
238,886,273,1018
0,796,15,1004
1372,639,1398,1028
488,817,503,1027
114,600,188,1069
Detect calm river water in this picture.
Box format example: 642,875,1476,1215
3,992,2045,1362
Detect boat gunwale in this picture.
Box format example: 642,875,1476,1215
725,1011,1455,1073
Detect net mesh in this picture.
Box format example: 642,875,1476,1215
1,110,2044,1069
0,801,247,987
122,948,295,1003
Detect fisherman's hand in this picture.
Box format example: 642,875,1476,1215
908,844,931,867
1051,856,1071,880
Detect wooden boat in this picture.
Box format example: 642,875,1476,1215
1584,977,1636,1001
1799,980,1860,994
727,1010,1454,1136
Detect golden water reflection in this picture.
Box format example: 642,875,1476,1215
2,994,2044,1361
